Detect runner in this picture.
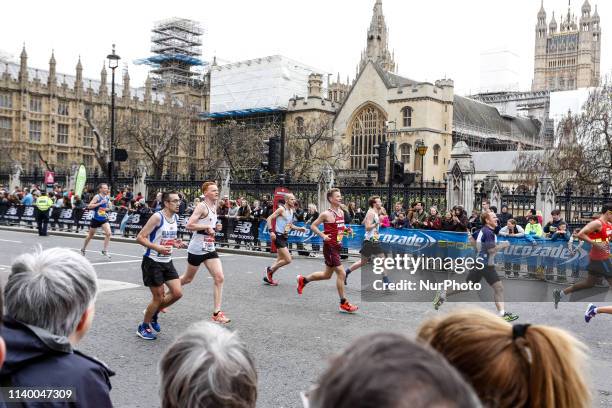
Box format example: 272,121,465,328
585,304,612,322
136,191,186,340
433,210,519,322
553,203,612,309
181,181,230,324
344,195,389,285
263,194,308,286
297,188,358,313
80,183,112,259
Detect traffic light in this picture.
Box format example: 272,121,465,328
261,136,281,174
392,160,404,184
366,142,388,184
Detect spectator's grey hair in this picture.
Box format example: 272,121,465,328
160,321,257,408
5,247,97,337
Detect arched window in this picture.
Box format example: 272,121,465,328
349,105,386,169
402,106,413,127
400,143,411,164
295,117,304,135
433,144,440,165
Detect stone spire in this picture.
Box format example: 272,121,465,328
122,68,130,100
75,56,83,94
144,74,152,103
359,0,396,74
99,63,108,96
48,50,56,89
19,44,28,83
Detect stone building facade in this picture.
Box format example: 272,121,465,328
532,0,601,91
0,47,208,177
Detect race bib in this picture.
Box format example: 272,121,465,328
158,239,175,257
284,223,292,233
202,236,215,252
337,224,345,242
97,208,106,217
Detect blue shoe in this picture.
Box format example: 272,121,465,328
137,323,157,340
150,311,161,333
585,303,597,323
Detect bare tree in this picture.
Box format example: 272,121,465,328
285,117,350,180
85,109,111,178
125,102,192,179
515,78,612,191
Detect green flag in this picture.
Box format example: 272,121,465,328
75,164,87,197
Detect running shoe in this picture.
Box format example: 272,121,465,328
263,267,278,286
297,275,306,295
502,312,519,322
344,267,352,285
340,301,358,313
382,275,391,285
101,250,112,260
150,311,161,332
585,303,597,323
212,311,231,324
136,323,156,340
80,248,86,256
553,289,562,309
433,291,445,311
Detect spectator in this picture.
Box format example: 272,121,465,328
346,202,358,224
441,210,458,231
73,195,86,210
390,202,404,221
159,321,257,408
379,208,391,228
125,187,134,202
467,209,481,231
543,209,564,236
21,188,34,206
453,206,468,232
178,193,187,215
410,201,427,228
309,332,480,408
353,206,365,224
135,191,143,202
498,204,512,226
481,198,490,213
417,308,590,408
423,206,441,230
498,219,525,237
152,192,163,211
227,200,239,218
550,221,571,241
218,196,230,217
391,212,409,229
525,215,544,237
238,198,252,220
0,248,114,407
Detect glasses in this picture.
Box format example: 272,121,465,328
167,199,180,204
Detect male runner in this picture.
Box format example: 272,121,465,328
182,181,230,324
433,210,519,322
344,195,389,285
81,183,112,259
553,203,612,309
297,188,358,313
264,194,308,285
585,304,612,322
136,191,186,340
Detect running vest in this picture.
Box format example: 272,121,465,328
364,210,380,241
145,211,178,263
588,220,612,261
275,206,294,234
93,194,109,222
323,208,345,247
188,202,218,255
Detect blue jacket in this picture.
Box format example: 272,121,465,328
0,316,114,407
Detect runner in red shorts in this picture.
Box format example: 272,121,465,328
297,188,358,313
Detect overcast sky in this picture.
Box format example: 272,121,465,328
1,0,609,96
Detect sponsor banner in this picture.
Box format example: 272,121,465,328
216,217,259,242
21,206,36,222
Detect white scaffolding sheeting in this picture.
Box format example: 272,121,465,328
210,55,327,113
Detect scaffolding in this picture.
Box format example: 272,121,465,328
135,18,206,89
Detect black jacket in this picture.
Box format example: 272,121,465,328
0,316,114,407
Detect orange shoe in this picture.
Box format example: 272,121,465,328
212,311,231,324
340,301,358,313
297,275,306,295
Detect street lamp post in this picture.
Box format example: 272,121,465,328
106,44,120,196
415,139,428,200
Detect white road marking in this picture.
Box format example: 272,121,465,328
0,239,22,243
91,256,188,266
70,248,142,259
97,279,140,293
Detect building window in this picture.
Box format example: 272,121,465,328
400,143,411,164
295,116,305,135
0,93,12,108
401,106,413,127
433,144,440,165
0,117,11,141
57,152,68,168
83,154,94,169
29,121,42,142
57,124,69,144
58,101,69,116
84,126,94,147
84,104,92,118
349,105,386,169
29,97,42,112
28,150,40,169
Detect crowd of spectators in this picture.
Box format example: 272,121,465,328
0,247,592,407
